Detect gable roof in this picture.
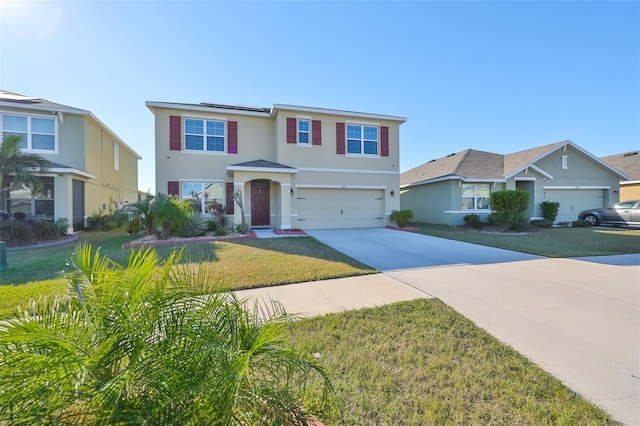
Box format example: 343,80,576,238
1,90,142,159
227,159,298,174
601,151,640,181
401,140,628,188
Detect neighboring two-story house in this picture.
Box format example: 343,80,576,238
146,100,406,230
0,90,141,233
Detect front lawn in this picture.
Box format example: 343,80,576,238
289,299,615,425
412,222,640,257
0,231,375,318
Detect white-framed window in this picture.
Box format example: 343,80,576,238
113,141,120,171
181,181,224,214
184,118,225,152
561,155,568,170
298,119,310,144
347,124,378,155
4,177,54,216
461,184,491,210
1,114,57,153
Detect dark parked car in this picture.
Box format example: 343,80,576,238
578,200,640,227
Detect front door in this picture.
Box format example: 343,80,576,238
251,180,270,227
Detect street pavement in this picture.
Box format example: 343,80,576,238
243,228,639,425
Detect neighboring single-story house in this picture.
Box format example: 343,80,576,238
601,151,640,201
146,100,406,229
1,90,141,233
400,140,628,225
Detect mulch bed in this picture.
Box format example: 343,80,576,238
273,229,307,235
385,225,419,232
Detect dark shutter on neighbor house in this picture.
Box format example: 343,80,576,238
169,116,181,150
312,120,321,145
286,117,296,143
336,122,345,154
226,182,235,214
168,181,179,196
381,126,389,157
228,121,238,154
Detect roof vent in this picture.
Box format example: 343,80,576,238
446,153,456,157
623,152,638,157
427,159,436,163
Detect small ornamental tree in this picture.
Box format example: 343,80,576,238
490,190,529,230
539,200,560,223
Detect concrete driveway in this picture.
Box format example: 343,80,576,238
303,228,640,425
306,228,541,271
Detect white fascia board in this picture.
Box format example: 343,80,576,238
505,163,553,180
296,184,386,190
543,185,610,190
226,166,298,174
620,180,640,185
38,168,95,179
271,104,407,123
145,101,271,118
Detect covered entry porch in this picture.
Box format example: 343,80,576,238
227,160,297,230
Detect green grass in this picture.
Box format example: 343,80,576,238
412,222,640,257
0,231,375,317
288,299,616,425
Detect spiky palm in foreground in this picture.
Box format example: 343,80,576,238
0,244,331,425
0,134,50,195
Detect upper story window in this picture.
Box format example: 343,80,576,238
113,141,120,171
1,114,57,152
298,119,310,144
461,184,490,210
184,118,225,152
347,124,378,155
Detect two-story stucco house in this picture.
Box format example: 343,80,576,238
0,90,141,233
146,100,406,230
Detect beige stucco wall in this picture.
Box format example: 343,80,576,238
83,117,139,217
619,183,640,201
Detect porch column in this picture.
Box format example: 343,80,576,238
280,183,292,230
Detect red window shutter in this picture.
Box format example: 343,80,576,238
169,116,181,150
228,121,238,154
167,181,179,196
312,120,322,145
381,126,389,157
226,182,235,214
336,122,345,154
286,117,296,143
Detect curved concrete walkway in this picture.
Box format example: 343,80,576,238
242,228,639,425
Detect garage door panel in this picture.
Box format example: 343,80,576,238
297,188,384,229
543,189,604,222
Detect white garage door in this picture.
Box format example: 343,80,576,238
297,188,385,229
543,189,605,222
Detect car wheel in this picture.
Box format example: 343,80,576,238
584,214,599,226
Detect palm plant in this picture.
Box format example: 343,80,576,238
0,134,51,199
149,193,193,239
0,244,332,425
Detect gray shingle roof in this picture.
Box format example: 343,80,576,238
601,151,640,180
229,159,295,169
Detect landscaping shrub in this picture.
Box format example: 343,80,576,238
572,219,592,228
53,217,69,235
29,219,58,241
207,220,217,232
148,193,192,240
0,244,331,425
540,201,560,222
0,220,36,246
389,209,414,227
490,190,529,230
463,213,482,229
86,209,116,231
487,213,498,226
236,222,250,234
180,213,209,237
531,219,552,228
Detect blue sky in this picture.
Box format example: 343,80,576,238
1,0,638,194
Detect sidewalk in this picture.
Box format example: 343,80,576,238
234,272,431,318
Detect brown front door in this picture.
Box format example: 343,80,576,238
251,180,270,227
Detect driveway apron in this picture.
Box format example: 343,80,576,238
305,228,541,271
